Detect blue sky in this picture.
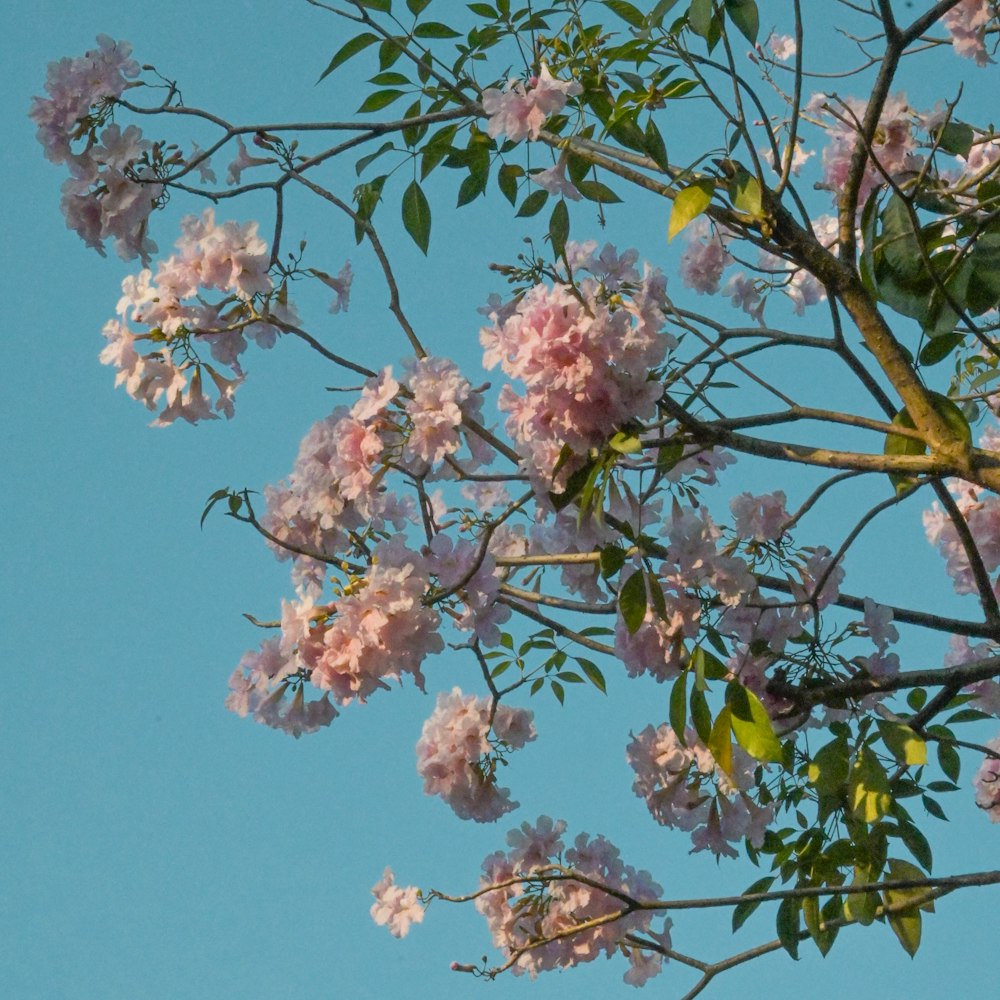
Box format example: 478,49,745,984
4,3,999,998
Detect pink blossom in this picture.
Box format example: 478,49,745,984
767,33,797,61
811,91,920,206
679,217,731,294
475,817,665,981
416,688,535,822
370,868,425,938
943,0,994,66
313,260,353,313
973,736,1000,820
730,491,788,542
481,64,582,142
300,540,443,703
627,724,774,857
225,135,275,185
531,158,581,200
481,260,672,485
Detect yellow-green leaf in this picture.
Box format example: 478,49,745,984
668,178,714,242
726,682,783,763
707,705,733,778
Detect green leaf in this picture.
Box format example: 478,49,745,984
807,737,850,796
731,876,775,932
897,821,933,871
724,0,759,44
878,721,928,767
884,859,929,957
645,0,682,29
575,179,623,204
850,748,892,823
576,658,607,694
936,741,961,783
936,121,974,158
456,169,488,207
726,682,783,763
467,2,497,15
690,686,712,743
843,867,879,926
775,896,801,959
707,705,734,778
600,545,627,579
407,0,431,11
414,21,462,38
401,180,431,253
355,140,395,176
643,119,669,171
549,199,570,258
497,163,521,205
669,669,689,742
618,570,648,634
550,679,565,704
729,168,762,218
200,487,231,528
516,189,549,217
318,32,379,83
359,0,391,10
357,89,407,113
668,178,714,242
918,332,963,366
604,0,647,27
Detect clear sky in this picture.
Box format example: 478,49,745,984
3,3,998,999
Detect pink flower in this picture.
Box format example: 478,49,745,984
767,33,797,61
474,817,665,982
943,0,993,66
730,490,788,542
531,158,581,200
679,217,732,295
481,63,582,142
973,736,1000,820
370,868,425,938
313,260,353,313
415,688,536,822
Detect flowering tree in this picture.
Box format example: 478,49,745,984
32,0,1000,994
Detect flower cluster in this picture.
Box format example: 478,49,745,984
943,0,995,66
101,209,284,424
480,244,672,485
476,816,671,985
627,724,774,858
370,868,425,938
923,427,1000,600
416,688,536,822
31,37,162,262
808,91,919,206
973,736,1000,820
481,64,582,142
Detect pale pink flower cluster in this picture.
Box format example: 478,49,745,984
767,33,797,61
615,508,757,682
101,208,281,424
481,64,583,142
944,635,1000,716
627,724,774,858
416,688,536,822
225,635,338,738
31,37,163,262
371,868,425,938
973,736,1000,820
426,534,511,646
679,217,731,295
808,91,919,206
403,356,482,467
481,251,673,484
298,538,444,703
476,816,670,983
730,490,788,542
943,0,995,66
924,431,1000,599
262,370,415,580
853,598,900,679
